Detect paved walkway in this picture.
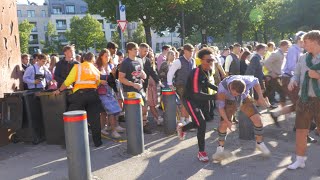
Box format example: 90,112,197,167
1,109,320,180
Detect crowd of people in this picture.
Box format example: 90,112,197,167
19,30,320,170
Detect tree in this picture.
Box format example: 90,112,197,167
84,0,201,46
128,22,146,45
18,20,34,53
65,14,105,51
41,22,61,54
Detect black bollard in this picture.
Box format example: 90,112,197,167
124,92,144,155
162,88,177,135
63,110,91,180
238,111,254,140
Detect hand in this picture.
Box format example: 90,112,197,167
34,79,41,84
100,80,107,85
224,120,233,131
159,81,165,88
111,67,117,77
53,90,60,95
308,70,320,79
133,83,143,90
169,85,175,91
288,81,298,91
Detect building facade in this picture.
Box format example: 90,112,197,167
17,0,181,54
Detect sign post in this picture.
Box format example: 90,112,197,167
118,1,126,52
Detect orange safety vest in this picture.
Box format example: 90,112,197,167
73,62,100,91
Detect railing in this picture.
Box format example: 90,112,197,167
56,25,67,30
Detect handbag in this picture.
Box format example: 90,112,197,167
97,85,107,95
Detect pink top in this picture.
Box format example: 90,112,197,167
156,54,166,71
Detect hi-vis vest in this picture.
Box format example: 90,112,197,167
73,62,100,91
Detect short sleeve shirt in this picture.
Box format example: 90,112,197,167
120,57,143,92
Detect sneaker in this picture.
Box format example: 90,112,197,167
157,117,164,126
307,135,317,143
212,146,226,161
111,130,121,139
197,151,209,162
143,125,152,134
270,112,280,127
256,142,271,156
176,123,186,140
287,156,306,170
232,117,238,124
101,127,109,137
115,126,126,133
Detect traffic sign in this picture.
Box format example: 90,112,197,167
207,36,214,43
117,20,128,32
119,2,126,20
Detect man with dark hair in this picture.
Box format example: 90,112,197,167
225,43,241,76
157,45,171,70
176,48,217,162
245,43,268,100
21,54,30,90
119,42,149,132
212,75,271,161
107,42,119,65
23,54,52,90
31,53,39,65
138,43,162,133
54,45,79,88
167,43,196,125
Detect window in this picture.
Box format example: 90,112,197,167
27,10,35,17
98,20,104,29
28,47,39,54
30,22,37,32
56,20,67,30
41,10,46,17
52,6,62,14
29,34,38,44
44,25,47,31
58,32,67,42
17,10,22,17
80,6,87,14
65,5,75,14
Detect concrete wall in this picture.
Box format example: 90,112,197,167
0,0,22,97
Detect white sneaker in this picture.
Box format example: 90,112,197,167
157,117,164,126
101,127,109,137
115,126,126,133
176,123,186,140
256,142,271,156
106,125,112,131
287,156,306,170
111,130,121,139
212,146,227,161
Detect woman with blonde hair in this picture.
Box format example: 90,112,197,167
159,50,176,87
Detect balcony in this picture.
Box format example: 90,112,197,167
29,39,39,44
56,25,67,30
31,27,37,32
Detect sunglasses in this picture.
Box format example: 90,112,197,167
203,59,214,63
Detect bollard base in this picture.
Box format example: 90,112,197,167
238,111,255,140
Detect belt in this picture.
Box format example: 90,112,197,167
77,88,96,93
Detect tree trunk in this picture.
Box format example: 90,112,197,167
263,30,268,44
143,24,152,47
181,10,185,46
254,30,258,42
236,28,243,45
201,29,207,44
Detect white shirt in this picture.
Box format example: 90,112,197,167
224,55,233,72
167,56,196,86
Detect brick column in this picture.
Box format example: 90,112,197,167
0,0,23,97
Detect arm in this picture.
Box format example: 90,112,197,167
224,55,233,75
291,55,303,84
23,67,36,84
216,93,229,121
191,70,216,101
245,56,258,76
286,48,298,74
167,59,181,86
44,68,52,82
158,62,168,81
216,62,226,79
146,59,159,83
119,72,141,90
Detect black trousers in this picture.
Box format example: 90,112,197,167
67,89,102,145
182,100,207,152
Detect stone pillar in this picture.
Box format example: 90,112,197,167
0,0,22,97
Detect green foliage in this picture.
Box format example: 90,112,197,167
111,30,128,47
128,23,146,45
18,20,34,54
41,22,62,54
65,14,105,51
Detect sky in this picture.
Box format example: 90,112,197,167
17,0,45,5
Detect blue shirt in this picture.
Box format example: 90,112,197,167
217,75,259,108
282,44,302,77
23,64,52,89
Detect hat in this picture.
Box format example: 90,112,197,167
294,31,306,41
